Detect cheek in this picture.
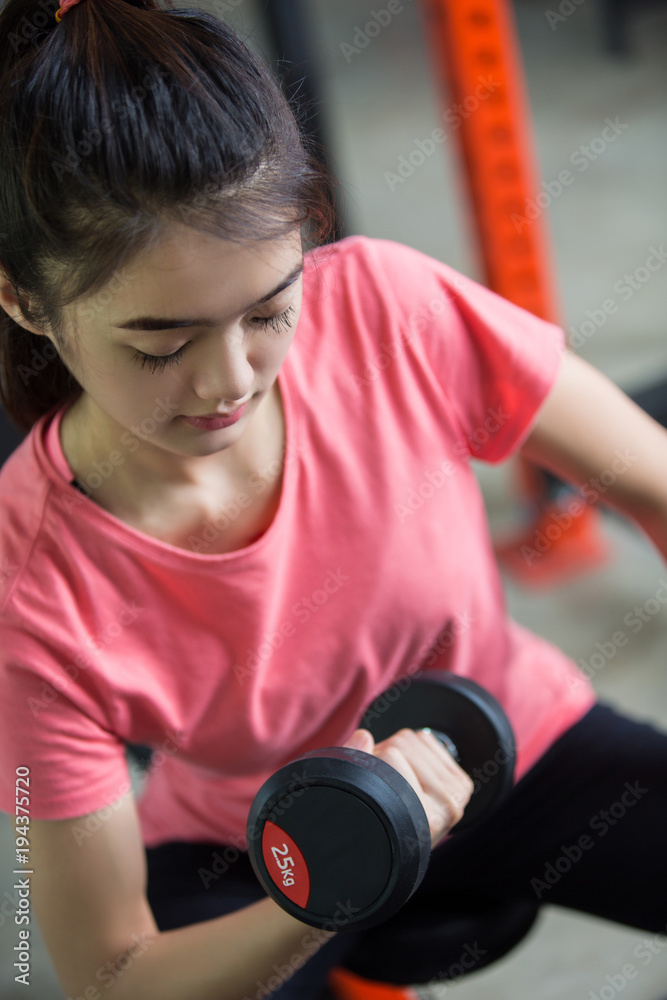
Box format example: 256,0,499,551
101,366,177,415
254,333,296,371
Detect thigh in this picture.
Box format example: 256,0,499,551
145,840,366,1000
409,702,667,932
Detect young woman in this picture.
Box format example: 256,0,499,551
0,0,665,998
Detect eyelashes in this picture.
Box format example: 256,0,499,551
130,305,297,374
258,304,296,335
131,344,188,374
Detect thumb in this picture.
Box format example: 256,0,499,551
344,728,375,753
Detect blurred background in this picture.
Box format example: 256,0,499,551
1,0,667,996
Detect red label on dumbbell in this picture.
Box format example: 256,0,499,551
261,821,310,908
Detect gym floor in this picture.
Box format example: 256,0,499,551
1,0,667,996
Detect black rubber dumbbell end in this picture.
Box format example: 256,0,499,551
247,746,433,931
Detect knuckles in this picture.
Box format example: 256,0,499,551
445,796,466,827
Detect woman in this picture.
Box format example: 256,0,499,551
0,0,665,997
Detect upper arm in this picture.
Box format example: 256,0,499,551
519,348,667,516
30,792,159,998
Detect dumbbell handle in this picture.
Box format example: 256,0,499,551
418,727,460,763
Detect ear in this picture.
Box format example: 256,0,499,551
0,271,48,338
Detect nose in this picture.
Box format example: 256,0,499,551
190,329,254,404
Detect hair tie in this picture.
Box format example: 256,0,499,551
55,0,86,22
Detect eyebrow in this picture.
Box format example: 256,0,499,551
114,259,304,332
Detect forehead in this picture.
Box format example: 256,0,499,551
72,226,303,328
131,225,302,280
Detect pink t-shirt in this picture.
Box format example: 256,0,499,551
0,236,596,847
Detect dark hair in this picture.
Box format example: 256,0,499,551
0,0,337,435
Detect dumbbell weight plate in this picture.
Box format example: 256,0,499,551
246,747,432,931
361,673,516,832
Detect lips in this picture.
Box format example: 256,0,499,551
183,402,249,429
190,410,239,419
188,395,253,419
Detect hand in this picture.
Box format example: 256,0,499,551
343,728,474,850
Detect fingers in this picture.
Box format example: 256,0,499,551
373,728,475,847
342,729,375,753
417,730,475,816
342,726,475,847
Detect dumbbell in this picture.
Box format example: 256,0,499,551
246,673,516,931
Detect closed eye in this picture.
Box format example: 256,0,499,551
251,305,296,335
130,305,297,374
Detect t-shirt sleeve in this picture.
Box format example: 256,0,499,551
0,620,131,820
362,238,566,464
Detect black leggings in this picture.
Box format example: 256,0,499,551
145,702,667,998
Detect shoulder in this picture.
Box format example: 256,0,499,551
302,236,468,313
0,423,54,612
304,235,449,275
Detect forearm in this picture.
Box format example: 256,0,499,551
519,438,667,566
620,497,667,567
107,897,335,1000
